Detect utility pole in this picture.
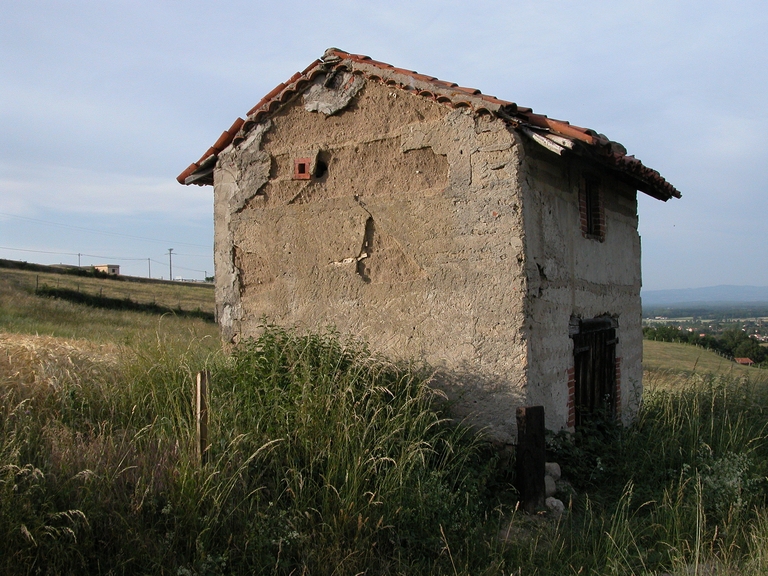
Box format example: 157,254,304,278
147,258,151,279
78,253,81,267
168,249,174,281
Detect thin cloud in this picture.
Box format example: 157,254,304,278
0,163,211,218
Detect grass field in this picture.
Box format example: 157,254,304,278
643,339,766,380
2,266,214,313
3,274,768,574
0,266,218,345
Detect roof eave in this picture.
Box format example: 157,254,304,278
178,48,681,201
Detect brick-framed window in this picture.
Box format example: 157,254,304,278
579,176,604,241
566,366,576,428
614,357,622,418
293,158,312,180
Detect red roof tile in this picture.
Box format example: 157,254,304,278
178,48,681,200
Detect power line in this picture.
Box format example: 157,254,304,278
0,211,212,248
174,264,208,274
79,252,147,261
0,246,78,256
0,245,155,262
148,258,208,275
0,245,211,267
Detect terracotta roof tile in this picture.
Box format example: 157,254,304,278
452,86,482,96
177,162,200,184
300,59,322,75
179,48,681,200
430,79,459,88
212,130,232,151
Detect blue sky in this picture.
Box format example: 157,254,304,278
1,1,766,288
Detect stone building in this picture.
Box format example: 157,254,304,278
178,49,680,443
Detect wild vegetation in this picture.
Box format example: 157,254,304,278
2,269,768,574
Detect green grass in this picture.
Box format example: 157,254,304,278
0,325,504,574
3,279,768,573
2,267,214,315
0,267,218,346
643,339,766,380
35,286,214,322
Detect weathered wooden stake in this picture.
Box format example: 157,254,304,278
196,370,210,465
515,405,546,513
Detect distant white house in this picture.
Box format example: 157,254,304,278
94,264,120,275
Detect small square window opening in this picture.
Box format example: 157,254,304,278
293,158,312,180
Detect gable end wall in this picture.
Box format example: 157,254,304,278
212,77,532,443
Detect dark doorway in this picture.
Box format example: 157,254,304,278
572,317,617,427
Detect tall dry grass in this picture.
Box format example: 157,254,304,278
3,272,768,574
0,325,506,575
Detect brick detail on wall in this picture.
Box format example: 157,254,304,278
615,357,622,417
579,176,605,241
293,157,312,180
566,366,576,428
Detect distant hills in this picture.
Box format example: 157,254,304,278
642,285,768,307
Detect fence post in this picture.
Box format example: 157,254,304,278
515,405,546,513
196,370,210,466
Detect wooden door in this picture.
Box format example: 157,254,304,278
573,323,616,427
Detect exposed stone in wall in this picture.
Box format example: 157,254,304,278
212,119,274,343
303,71,365,115
229,121,273,213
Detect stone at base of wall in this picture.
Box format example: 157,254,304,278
545,461,561,481
544,474,557,497
545,497,565,517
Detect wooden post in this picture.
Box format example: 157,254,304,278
196,370,210,465
515,405,546,513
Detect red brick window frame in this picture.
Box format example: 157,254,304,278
293,158,312,180
566,366,576,428
579,176,604,241
614,357,622,418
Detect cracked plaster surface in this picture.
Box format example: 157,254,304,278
209,74,644,437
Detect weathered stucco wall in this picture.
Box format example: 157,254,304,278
213,74,530,443
520,144,643,431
